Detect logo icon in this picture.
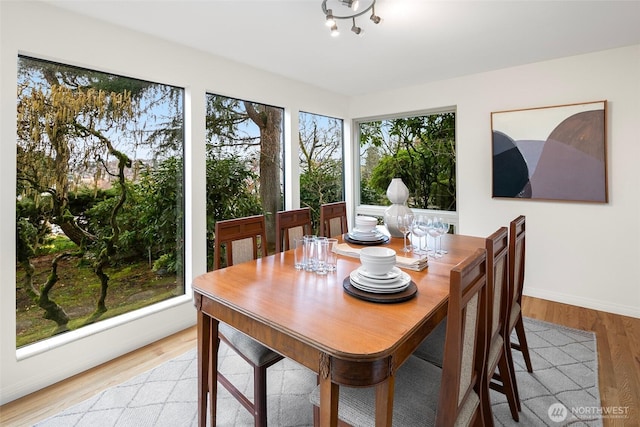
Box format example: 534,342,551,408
548,402,568,422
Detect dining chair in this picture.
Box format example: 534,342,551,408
275,207,312,253
319,201,348,238
213,215,284,426
309,248,490,427
504,215,534,412
414,227,520,423
483,227,519,422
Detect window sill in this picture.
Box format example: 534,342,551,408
16,294,192,361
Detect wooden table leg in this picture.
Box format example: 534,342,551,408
196,308,210,427
375,375,395,427
318,353,338,427
197,308,220,427
318,375,338,427
209,321,219,427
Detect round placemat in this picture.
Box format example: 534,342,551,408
342,277,417,303
343,233,390,246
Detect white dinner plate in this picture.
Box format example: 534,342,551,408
352,227,378,235
349,270,411,293
349,275,410,294
348,231,385,242
357,266,402,281
356,271,399,285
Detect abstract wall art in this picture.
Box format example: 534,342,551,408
491,101,607,202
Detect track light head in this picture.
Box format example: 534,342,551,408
351,17,362,35
370,5,381,24
325,9,335,27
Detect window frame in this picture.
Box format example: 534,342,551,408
298,110,346,219
351,107,459,231
15,55,187,355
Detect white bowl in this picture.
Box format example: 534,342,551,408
355,216,378,231
360,246,396,258
359,247,396,276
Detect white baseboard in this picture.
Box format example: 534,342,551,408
524,287,640,319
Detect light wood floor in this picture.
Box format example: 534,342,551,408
1,296,639,426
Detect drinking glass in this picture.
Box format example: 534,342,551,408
293,237,305,270
411,215,428,255
303,235,317,272
426,217,441,258
315,238,329,275
326,238,338,272
437,217,449,255
397,213,414,253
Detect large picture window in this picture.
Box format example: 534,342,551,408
16,56,185,348
205,93,284,268
358,111,456,212
298,111,344,231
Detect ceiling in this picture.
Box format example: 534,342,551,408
41,0,640,96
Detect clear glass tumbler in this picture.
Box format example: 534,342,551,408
326,238,339,272
303,235,317,272
293,237,305,270
315,238,329,275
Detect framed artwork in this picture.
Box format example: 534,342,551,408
491,100,607,203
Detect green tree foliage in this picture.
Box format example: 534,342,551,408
85,157,184,275
360,113,456,211
300,159,343,232
137,158,184,276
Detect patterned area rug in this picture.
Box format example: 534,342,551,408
491,318,601,426
36,318,601,427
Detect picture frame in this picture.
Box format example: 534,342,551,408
491,100,607,203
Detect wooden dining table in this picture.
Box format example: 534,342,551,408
192,233,484,427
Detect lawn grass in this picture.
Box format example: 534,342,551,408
15,249,183,348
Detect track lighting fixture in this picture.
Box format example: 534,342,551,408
321,0,381,37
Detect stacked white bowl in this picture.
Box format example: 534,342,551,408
359,247,396,276
354,216,378,232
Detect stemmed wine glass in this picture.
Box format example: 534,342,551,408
397,213,414,253
411,215,428,254
427,217,441,258
436,217,450,255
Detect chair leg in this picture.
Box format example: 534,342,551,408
504,343,522,412
513,315,534,373
254,365,268,427
313,404,320,427
481,371,495,427
497,352,519,421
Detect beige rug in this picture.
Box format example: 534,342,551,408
36,318,601,426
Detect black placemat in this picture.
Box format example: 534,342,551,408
342,277,417,303
343,233,390,246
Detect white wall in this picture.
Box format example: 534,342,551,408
349,45,640,319
0,1,348,404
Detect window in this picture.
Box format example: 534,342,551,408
205,93,284,268
357,111,456,213
298,111,344,231
16,56,185,348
